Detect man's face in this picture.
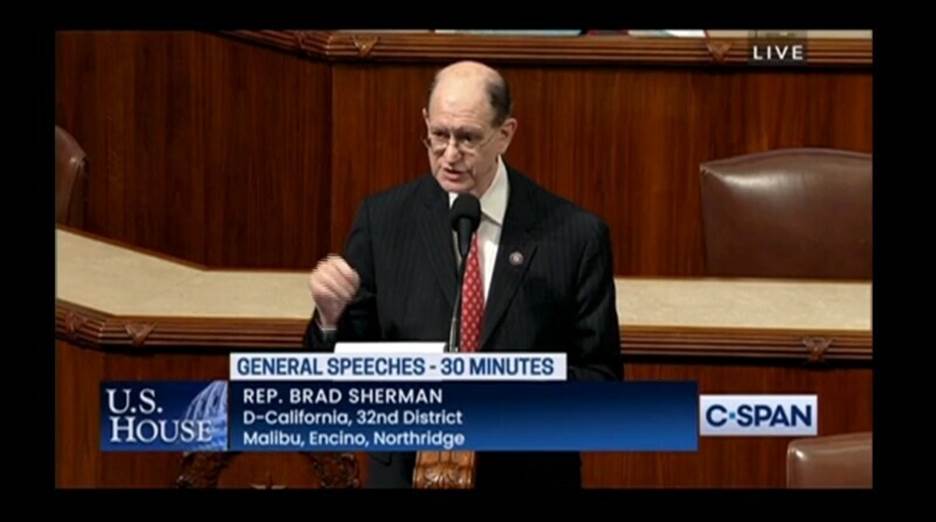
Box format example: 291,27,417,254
423,80,515,198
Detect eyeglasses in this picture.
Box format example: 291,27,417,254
422,127,499,155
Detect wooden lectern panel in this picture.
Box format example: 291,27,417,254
413,451,476,489
55,227,871,488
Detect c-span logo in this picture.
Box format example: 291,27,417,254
700,395,817,436
101,381,229,451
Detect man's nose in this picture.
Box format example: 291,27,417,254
442,139,463,162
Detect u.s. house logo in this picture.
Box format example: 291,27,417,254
101,381,228,451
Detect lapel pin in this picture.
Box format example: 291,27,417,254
509,251,524,266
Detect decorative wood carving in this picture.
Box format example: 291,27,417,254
304,452,361,488
706,41,733,63
64,310,87,340
351,36,378,57
249,472,287,489
176,452,360,488
413,450,476,489
803,336,833,364
124,323,155,346
176,452,235,488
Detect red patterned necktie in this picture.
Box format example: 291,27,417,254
460,234,484,352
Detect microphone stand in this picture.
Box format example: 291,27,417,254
418,226,477,491
447,234,473,353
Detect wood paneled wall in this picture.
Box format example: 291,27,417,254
55,31,332,268
55,31,871,275
585,361,872,487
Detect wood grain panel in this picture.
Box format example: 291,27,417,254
329,64,871,275
583,361,872,487
56,31,871,276
55,31,332,269
56,340,228,486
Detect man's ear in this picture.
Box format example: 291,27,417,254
498,117,518,153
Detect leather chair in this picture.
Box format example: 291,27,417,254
55,126,88,227
700,149,871,279
786,432,872,488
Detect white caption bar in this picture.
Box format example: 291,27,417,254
230,353,567,382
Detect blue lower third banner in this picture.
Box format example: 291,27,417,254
229,381,698,452
101,381,698,452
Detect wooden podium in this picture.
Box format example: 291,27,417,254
56,226,871,488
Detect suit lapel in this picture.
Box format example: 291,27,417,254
481,169,539,349
416,176,457,310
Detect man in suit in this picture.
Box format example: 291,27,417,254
304,60,621,488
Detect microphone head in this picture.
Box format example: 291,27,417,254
449,194,481,233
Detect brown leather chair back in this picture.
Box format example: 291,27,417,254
700,149,871,279
787,432,872,488
55,126,88,226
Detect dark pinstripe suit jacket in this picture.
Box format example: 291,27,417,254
304,166,621,488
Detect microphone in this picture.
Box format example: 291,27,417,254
447,194,481,353
450,194,481,259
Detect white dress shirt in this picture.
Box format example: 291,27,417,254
319,158,509,332
448,156,509,301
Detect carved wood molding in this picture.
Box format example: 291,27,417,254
176,452,360,488
620,326,871,363
176,452,235,488
56,300,870,362
125,322,155,346
350,35,379,57
219,30,871,67
706,41,733,63
413,450,476,489
305,452,360,488
63,309,89,341
803,336,833,363
56,300,308,350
